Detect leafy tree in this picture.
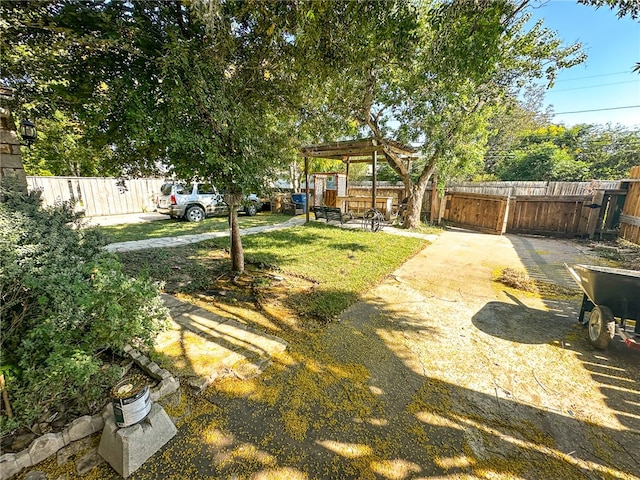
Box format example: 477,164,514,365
491,123,640,180
1,1,309,272
484,89,552,174
496,141,590,181
306,0,584,228
21,110,116,176
577,0,640,19
575,125,640,179
3,0,585,238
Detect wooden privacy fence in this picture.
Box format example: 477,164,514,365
620,166,640,245
439,192,620,237
442,193,509,234
26,176,165,217
507,195,593,237
445,180,621,196
430,179,631,238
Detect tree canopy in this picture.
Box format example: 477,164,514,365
3,0,587,235
577,0,640,19
303,0,584,227
491,123,640,181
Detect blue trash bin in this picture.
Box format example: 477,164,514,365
291,193,307,213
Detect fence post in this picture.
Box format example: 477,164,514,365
500,187,514,234
587,190,605,239
438,194,449,224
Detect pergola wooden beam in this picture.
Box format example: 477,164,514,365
298,138,418,223
299,138,417,162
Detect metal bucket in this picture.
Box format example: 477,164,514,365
112,379,152,428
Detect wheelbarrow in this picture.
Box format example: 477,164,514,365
565,264,640,350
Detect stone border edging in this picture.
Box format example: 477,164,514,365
0,345,180,480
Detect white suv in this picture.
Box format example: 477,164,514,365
156,182,262,222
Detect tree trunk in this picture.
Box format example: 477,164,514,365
224,191,244,274
402,160,437,229
290,159,300,192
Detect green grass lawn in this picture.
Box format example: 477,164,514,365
118,223,429,321
243,223,428,319
96,213,293,243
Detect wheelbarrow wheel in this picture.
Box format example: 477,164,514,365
588,306,616,349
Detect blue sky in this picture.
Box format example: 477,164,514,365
527,0,639,128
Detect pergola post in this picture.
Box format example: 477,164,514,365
345,158,350,197
304,156,309,223
372,150,377,209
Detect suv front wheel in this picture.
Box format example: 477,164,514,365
186,205,205,222
245,203,258,216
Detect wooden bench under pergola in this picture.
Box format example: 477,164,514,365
298,138,418,223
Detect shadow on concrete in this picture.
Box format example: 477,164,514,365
130,279,638,480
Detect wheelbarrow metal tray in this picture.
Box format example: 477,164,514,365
569,264,640,318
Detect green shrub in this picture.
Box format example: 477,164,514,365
0,179,168,433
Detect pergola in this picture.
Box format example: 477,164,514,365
298,138,418,223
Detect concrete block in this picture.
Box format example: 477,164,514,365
98,403,177,478
102,404,114,423
150,376,179,402
67,415,95,442
0,129,19,145
128,349,142,361
15,450,32,470
0,153,23,169
158,368,172,380
29,432,65,465
146,361,161,376
0,454,19,480
62,429,71,446
90,414,105,434
57,436,94,465
136,356,150,367
187,376,212,394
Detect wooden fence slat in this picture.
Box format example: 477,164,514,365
620,166,640,244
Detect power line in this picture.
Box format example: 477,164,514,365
555,71,631,83
551,80,639,93
555,105,640,115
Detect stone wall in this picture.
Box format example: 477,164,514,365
0,88,28,193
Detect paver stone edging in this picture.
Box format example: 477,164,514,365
0,345,179,480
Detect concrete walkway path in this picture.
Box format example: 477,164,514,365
105,216,438,253
105,216,307,252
